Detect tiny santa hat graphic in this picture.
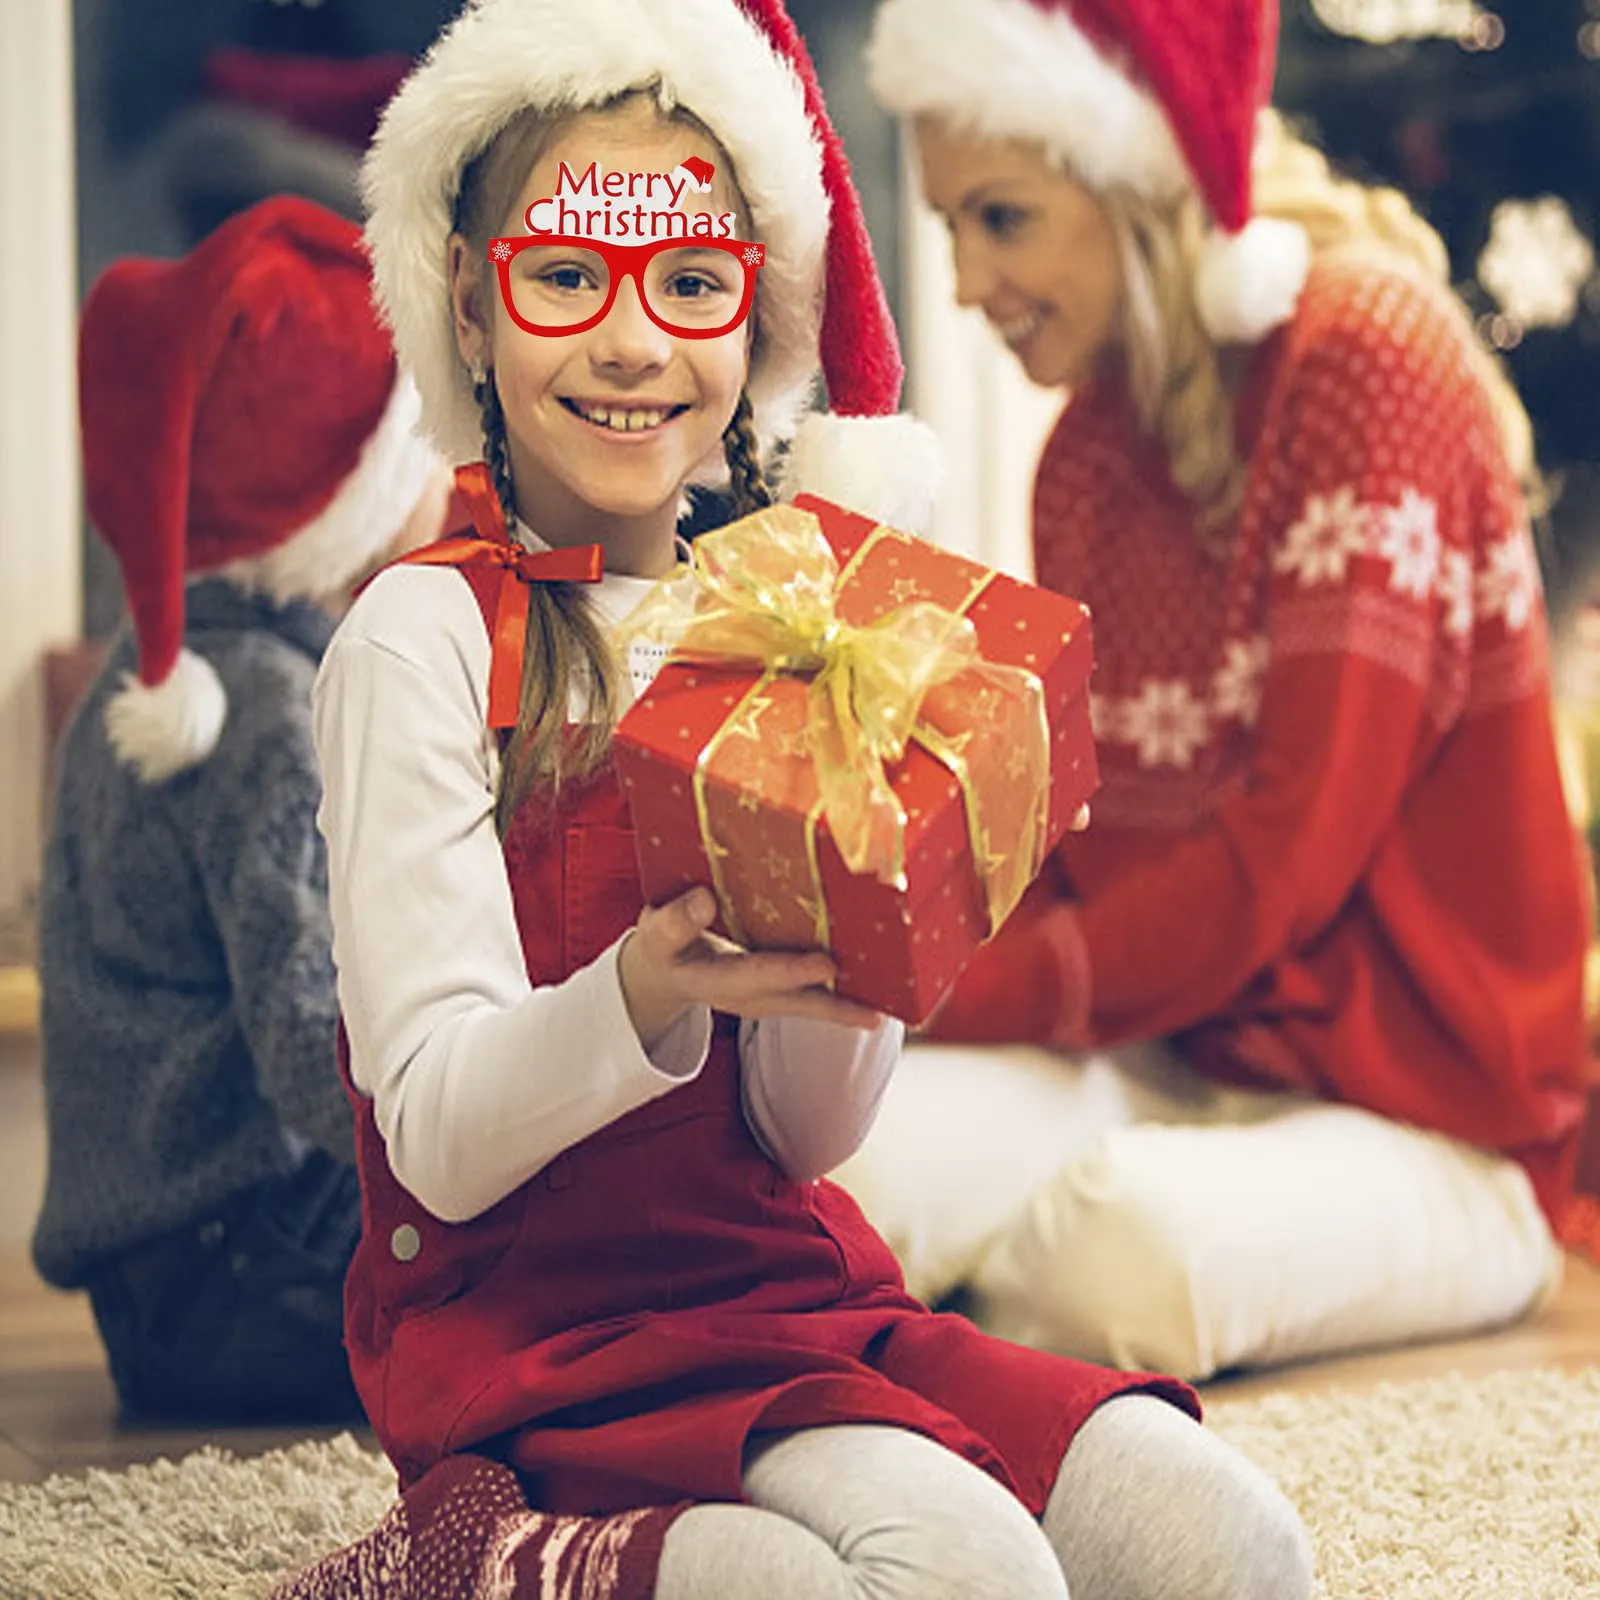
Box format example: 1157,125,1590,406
673,156,717,191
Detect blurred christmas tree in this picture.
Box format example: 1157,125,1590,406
1275,0,1600,616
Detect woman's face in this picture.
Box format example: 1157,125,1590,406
914,117,1123,391
449,101,751,559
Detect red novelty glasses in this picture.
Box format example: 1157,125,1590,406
487,234,766,338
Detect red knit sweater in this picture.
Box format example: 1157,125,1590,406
929,258,1591,1223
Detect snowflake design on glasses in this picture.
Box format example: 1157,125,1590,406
491,241,514,262
741,245,766,268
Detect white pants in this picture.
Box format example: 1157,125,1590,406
832,1041,1562,1380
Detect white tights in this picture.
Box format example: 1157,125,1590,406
654,1397,1312,1600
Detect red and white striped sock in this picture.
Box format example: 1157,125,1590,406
268,1451,684,1600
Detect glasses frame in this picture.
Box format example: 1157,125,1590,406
486,233,766,339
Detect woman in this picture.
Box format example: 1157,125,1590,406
837,0,1592,1381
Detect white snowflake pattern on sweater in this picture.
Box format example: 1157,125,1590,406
1088,484,1538,770
1274,483,1534,639
1211,637,1272,726
1271,487,1372,586
1372,489,1441,599
1476,531,1539,631
1092,635,1270,771
1116,679,1212,769
1438,548,1475,640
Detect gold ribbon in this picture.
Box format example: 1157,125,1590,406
620,504,1051,934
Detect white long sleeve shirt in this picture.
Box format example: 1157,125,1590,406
312,542,902,1225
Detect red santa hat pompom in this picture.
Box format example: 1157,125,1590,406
79,194,442,782
868,0,1311,344
362,0,941,536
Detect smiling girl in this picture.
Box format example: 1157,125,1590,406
284,2,1311,1598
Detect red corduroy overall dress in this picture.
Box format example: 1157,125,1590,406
340,554,1198,1519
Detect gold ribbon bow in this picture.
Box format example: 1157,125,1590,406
394,463,604,728
621,504,1051,933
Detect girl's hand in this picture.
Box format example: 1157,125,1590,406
618,886,880,1051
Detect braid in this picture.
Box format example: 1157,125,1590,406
475,371,518,525
472,370,622,834
721,390,774,518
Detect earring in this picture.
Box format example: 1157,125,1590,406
469,360,488,388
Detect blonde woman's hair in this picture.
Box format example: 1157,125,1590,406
1104,109,1542,548
453,94,773,833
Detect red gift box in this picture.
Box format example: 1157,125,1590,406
612,495,1096,1025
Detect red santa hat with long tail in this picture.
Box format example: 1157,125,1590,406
868,0,1311,344
79,195,443,782
361,0,941,533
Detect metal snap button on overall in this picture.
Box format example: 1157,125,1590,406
390,1223,422,1263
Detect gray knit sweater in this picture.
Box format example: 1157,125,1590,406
32,580,354,1288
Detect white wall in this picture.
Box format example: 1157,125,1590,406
900,140,1062,582
0,1,81,926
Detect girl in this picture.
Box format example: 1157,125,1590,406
291,2,1312,1598
844,0,1591,1382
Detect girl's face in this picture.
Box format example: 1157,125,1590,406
914,117,1123,391
450,102,751,562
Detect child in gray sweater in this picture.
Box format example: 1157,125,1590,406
31,196,446,1422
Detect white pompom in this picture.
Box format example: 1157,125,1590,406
104,647,228,782
1193,217,1312,344
777,412,945,534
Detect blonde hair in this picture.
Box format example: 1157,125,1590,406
453,94,773,833
1105,110,1542,546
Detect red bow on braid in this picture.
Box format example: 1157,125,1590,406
393,462,604,728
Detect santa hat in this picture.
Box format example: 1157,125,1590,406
361,0,941,534
79,194,442,782
868,0,1311,344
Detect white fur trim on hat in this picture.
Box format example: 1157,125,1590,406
219,375,443,604
778,413,945,536
868,0,1188,204
362,0,829,469
1193,218,1311,344
105,646,229,783
110,376,443,784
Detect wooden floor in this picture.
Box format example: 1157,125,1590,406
0,1016,372,1485
1,998,1598,1485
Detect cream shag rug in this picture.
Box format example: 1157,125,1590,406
1,1368,1597,1599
